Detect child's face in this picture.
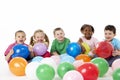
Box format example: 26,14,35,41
15,32,26,44
82,27,93,39
104,30,115,41
54,30,65,42
34,32,45,43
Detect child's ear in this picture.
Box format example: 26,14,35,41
114,34,116,36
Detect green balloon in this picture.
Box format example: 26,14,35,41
112,68,120,80
91,57,109,77
57,62,75,78
36,64,55,80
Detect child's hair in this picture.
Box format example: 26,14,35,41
53,27,64,35
30,29,49,46
15,30,26,37
104,25,116,34
80,24,94,33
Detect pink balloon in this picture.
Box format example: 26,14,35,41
73,60,84,69
112,59,120,71
63,70,84,80
51,55,60,65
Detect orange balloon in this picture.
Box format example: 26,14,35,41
9,57,28,76
75,54,91,62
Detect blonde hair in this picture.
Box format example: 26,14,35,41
30,29,49,46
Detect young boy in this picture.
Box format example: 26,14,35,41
4,30,33,63
104,25,120,66
50,27,70,55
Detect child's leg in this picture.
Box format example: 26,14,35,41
106,56,120,66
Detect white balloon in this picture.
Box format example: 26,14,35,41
25,62,41,80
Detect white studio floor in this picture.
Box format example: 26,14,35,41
0,54,113,80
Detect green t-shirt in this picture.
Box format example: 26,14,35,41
50,38,70,55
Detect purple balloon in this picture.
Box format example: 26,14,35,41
33,43,47,56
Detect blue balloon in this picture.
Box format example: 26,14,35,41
31,56,43,62
12,44,30,59
66,42,82,58
60,54,75,63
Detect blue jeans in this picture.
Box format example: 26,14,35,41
106,55,120,66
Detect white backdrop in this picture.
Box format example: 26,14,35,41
0,0,120,80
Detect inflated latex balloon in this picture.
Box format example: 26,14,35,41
112,59,120,71
77,63,99,80
81,42,90,54
91,57,109,77
12,44,30,59
63,70,84,80
66,42,82,57
57,62,75,78
36,64,55,80
9,57,28,76
112,68,120,80
95,41,113,58
33,43,47,56
76,54,91,62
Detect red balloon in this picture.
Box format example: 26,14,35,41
95,41,113,58
76,63,99,80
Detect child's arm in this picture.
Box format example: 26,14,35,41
5,49,14,61
77,38,86,54
51,52,59,55
112,50,120,56
28,45,35,58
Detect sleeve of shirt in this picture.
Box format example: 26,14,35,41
115,39,120,50
4,44,14,56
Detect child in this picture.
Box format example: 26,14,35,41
77,24,99,57
29,29,51,57
4,30,33,63
50,27,70,55
104,25,120,66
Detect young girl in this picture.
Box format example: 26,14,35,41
78,24,99,57
50,27,70,55
4,30,33,63
29,29,51,58
104,25,120,66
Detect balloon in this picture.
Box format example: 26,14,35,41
77,63,99,80
81,42,90,54
57,62,75,78
12,44,30,59
73,60,84,69
25,62,40,80
9,57,28,76
33,43,47,56
51,55,60,65
112,59,120,71
31,56,43,62
66,42,82,57
112,68,120,80
91,57,109,77
40,58,57,72
60,54,75,63
95,41,113,58
75,54,91,62
63,70,84,80
36,64,55,80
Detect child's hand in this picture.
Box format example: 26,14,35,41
28,45,33,52
9,49,14,55
52,52,59,55
112,50,119,56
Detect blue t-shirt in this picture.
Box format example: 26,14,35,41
111,38,120,50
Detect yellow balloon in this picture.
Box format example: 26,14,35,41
82,42,90,54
